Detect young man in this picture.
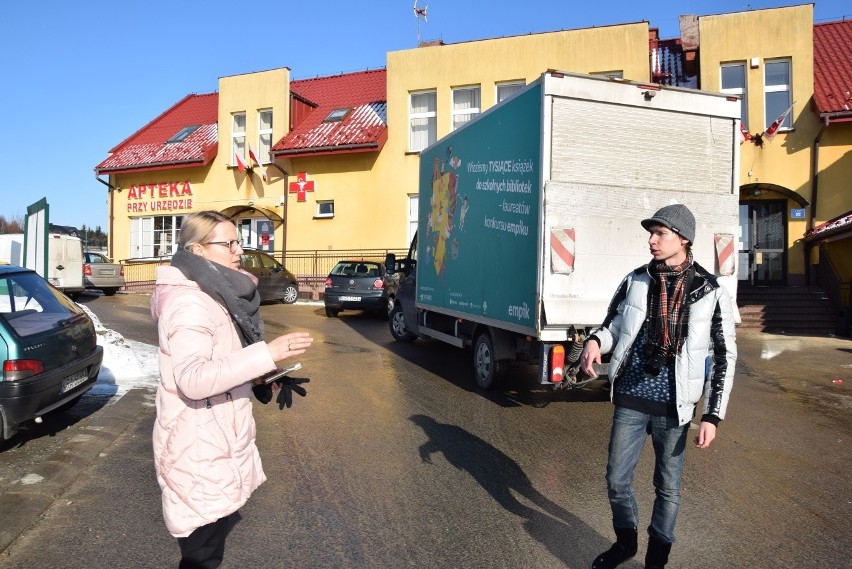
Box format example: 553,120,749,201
580,204,737,569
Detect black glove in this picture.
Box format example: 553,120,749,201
252,382,273,404
274,376,310,410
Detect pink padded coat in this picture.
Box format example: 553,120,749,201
151,266,276,537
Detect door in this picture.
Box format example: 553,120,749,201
739,201,786,285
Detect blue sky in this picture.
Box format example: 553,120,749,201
0,1,847,232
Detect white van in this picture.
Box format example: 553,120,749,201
0,233,85,297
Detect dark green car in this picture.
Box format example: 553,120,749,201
0,265,103,440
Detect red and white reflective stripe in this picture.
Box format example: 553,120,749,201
714,233,735,276
550,228,575,274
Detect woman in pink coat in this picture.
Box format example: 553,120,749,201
151,211,312,568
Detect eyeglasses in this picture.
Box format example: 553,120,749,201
203,240,243,253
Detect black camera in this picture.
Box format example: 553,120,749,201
643,344,669,378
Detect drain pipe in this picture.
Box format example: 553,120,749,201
806,116,829,285
94,172,116,256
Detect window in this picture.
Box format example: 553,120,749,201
231,112,246,167
408,195,419,244
452,86,481,130
258,110,273,164
316,200,334,218
496,82,524,103
324,108,350,122
129,216,183,259
167,125,199,143
409,91,436,152
764,59,792,131
721,63,748,130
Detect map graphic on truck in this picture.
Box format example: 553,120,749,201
418,83,541,332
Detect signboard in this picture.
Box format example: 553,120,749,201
23,197,49,277
791,208,806,219
417,84,541,332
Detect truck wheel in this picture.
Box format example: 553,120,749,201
389,304,417,342
473,332,504,390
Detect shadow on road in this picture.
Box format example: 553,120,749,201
411,414,609,566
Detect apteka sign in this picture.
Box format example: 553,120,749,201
126,181,194,213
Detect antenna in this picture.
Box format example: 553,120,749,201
414,1,428,44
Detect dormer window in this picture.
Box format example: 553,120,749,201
324,108,350,122
166,125,200,143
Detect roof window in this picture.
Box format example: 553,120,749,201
166,125,200,143
324,108,350,122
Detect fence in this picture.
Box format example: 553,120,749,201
119,248,409,298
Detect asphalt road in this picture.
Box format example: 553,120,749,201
0,292,849,568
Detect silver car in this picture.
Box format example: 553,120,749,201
83,251,125,296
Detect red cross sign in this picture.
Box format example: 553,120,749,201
288,172,315,202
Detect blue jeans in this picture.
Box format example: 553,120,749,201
605,406,689,544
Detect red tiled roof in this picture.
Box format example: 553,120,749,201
96,93,219,175
272,69,387,157
813,20,852,116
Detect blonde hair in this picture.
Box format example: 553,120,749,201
178,211,236,250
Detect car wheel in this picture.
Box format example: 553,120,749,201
282,283,299,304
325,307,340,318
473,331,504,390
389,304,417,342
102,288,118,296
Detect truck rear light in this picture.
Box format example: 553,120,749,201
83,264,92,276
3,359,45,381
550,345,565,383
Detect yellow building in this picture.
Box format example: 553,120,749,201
96,5,850,311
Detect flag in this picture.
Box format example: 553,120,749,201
233,148,247,173
763,102,795,141
738,121,751,144
248,144,268,183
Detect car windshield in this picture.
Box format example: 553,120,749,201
0,272,83,337
330,262,381,278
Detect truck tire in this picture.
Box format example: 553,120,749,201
389,304,417,342
473,331,504,390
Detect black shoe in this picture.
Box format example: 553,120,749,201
592,527,638,569
644,537,672,569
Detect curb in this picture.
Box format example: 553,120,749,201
0,389,151,554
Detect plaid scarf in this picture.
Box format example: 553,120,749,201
647,252,693,355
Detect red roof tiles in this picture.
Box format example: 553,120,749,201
272,69,387,157
96,93,219,174
813,20,852,116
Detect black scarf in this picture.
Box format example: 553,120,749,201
647,252,693,355
171,248,264,347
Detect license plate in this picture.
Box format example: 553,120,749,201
339,296,361,302
62,369,89,393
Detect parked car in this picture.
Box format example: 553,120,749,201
240,249,300,304
324,260,389,318
83,251,125,296
0,265,103,440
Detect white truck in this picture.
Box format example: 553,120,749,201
0,233,85,297
387,70,740,389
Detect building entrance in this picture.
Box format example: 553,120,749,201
738,200,786,285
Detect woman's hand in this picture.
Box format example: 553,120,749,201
268,332,314,362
